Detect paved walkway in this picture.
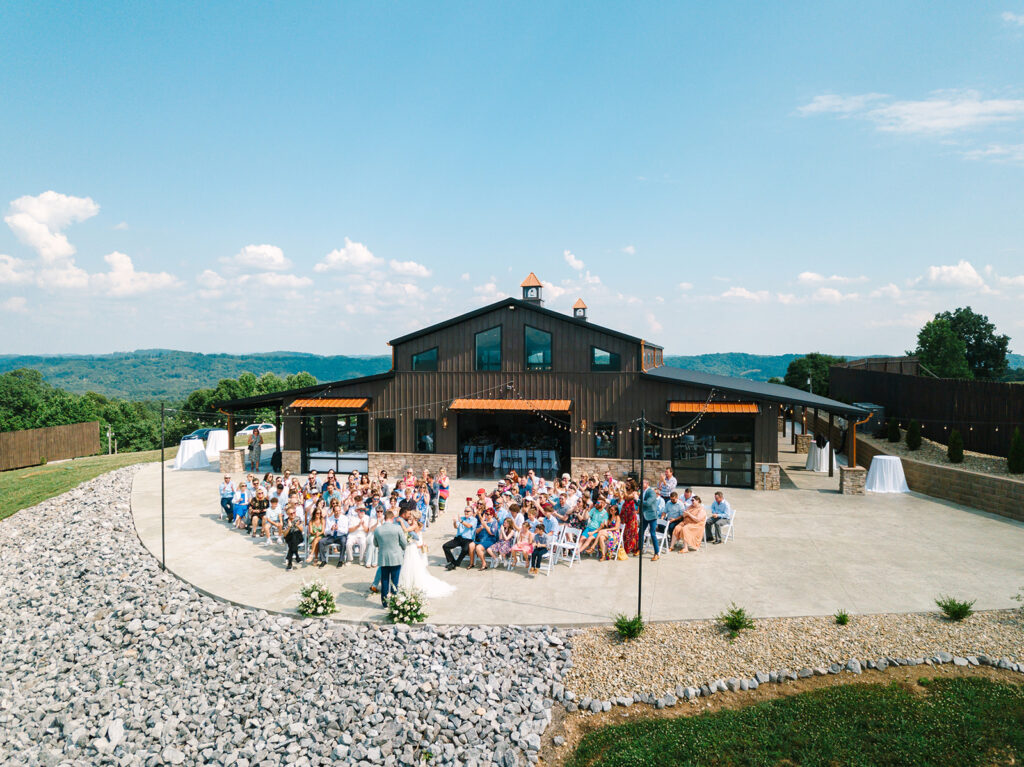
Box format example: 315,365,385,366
130,438,1024,625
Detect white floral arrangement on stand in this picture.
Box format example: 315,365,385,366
386,587,428,624
297,579,337,617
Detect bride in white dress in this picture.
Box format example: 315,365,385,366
397,513,456,599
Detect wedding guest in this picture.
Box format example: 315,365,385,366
619,482,640,556
264,496,284,544
347,508,369,563
443,503,477,571
673,495,707,552
657,468,677,501
248,487,270,537
509,518,534,569
373,509,407,607
219,475,235,521
318,500,350,568
640,479,662,561
663,491,687,540
487,518,516,562
469,510,499,570
247,427,262,471
232,482,251,529
437,467,450,513
283,508,304,570
706,491,734,544
578,500,609,556
306,507,325,563
529,526,549,574
596,506,623,561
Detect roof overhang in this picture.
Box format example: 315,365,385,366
290,398,370,410
668,401,759,414
449,398,572,412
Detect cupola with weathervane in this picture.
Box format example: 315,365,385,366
520,272,544,306
572,298,587,321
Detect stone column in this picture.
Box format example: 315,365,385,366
753,463,781,490
219,449,244,474
795,434,813,454
281,450,302,475
839,465,866,495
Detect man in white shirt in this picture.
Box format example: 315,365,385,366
318,502,351,567
218,476,235,521
346,508,369,563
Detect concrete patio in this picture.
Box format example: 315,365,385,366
129,437,1024,625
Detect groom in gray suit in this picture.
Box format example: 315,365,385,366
373,510,407,607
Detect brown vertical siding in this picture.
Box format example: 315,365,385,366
0,421,101,471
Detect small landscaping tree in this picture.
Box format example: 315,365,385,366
947,429,964,464
887,418,901,443
905,419,922,451
1008,427,1024,475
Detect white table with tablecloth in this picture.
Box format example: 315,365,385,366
174,438,210,470
865,455,909,493
805,441,837,472
204,429,229,461
492,449,559,473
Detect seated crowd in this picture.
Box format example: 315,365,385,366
216,464,735,576
217,466,451,571
438,467,735,575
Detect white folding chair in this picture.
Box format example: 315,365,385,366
323,542,344,564
642,519,670,555
552,527,582,568
719,510,736,544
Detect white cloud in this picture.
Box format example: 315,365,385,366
777,293,799,305
869,283,902,300
389,259,431,278
38,263,90,290
113,221,129,231
721,286,770,301
236,272,313,290
0,254,32,284
963,143,1024,164
582,270,601,285
645,311,663,333
1,296,27,313
678,281,693,291
543,281,567,301
91,252,181,297
473,278,506,303
1002,11,1024,25
460,272,470,281
797,93,888,116
797,271,867,284
5,191,99,263
314,238,380,272
924,260,987,289
196,269,228,299
800,90,1024,135
811,287,859,303
563,249,585,270
621,245,636,255
223,243,290,272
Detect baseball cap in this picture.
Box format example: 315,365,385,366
477,488,486,494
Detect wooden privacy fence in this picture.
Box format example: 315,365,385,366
829,367,1024,457
0,421,101,471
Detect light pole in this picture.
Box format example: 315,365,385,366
160,402,166,571
807,375,813,395
637,408,645,619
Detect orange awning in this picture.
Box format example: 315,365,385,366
290,398,370,409
449,398,571,412
668,401,759,414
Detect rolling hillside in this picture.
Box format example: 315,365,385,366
1,349,1020,401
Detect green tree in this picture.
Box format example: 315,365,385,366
906,419,922,450
1008,427,1024,474
887,418,901,443
783,353,846,396
947,429,964,464
915,319,971,378
0,369,50,431
935,307,1010,380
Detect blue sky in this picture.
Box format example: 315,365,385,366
2,2,1023,356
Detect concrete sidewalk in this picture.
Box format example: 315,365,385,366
129,446,1024,625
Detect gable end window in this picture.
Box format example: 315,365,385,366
411,347,438,371
591,346,621,371
475,326,502,371
524,325,552,370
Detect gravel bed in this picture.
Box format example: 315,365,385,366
860,432,1016,478
565,612,1024,703
0,468,572,767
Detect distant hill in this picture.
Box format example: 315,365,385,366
1,349,1021,401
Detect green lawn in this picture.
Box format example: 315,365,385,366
0,447,178,521
567,678,1024,767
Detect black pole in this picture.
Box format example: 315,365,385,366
160,402,166,571
637,408,645,619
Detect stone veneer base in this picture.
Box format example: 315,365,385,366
753,463,781,490
840,465,866,495
219,449,244,474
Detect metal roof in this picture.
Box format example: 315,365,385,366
645,366,867,417
388,297,662,349
668,401,759,414
290,397,370,409
214,372,394,410
449,398,572,411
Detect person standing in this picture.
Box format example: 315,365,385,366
373,510,407,608
657,468,677,501
247,427,263,472
640,478,662,561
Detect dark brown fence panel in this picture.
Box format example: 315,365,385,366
829,368,1024,456
0,421,101,471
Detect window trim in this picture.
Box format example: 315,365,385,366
474,325,502,371
411,346,438,372
523,324,552,371
590,345,621,371
374,417,396,452
414,418,437,454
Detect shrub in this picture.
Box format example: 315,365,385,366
834,609,850,626
935,595,975,622
613,613,645,640
386,588,428,624
887,419,901,443
1008,427,1024,475
717,603,755,639
947,429,964,464
297,580,336,617
905,419,922,451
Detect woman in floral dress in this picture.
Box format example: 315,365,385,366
620,484,640,556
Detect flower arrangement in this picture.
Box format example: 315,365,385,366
297,580,337,617
386,587,428,624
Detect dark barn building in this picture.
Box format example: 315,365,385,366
219,274,865,488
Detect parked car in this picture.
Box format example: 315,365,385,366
182,428,214,441
238,423,275,435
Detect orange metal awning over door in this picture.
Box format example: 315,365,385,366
668,401,759,414
290,398,370,409
449,398,571,412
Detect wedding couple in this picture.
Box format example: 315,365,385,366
373,509,455,607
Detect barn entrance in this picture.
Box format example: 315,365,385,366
453,405,571,480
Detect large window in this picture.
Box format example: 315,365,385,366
375,418,396,452
672,415,754,488
414,419,436,453
475,326,502,371
643,423,663,460
594,422,617,458
591,346,621,371
524,325,552,370
336,414,368,453
411,347,438,371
